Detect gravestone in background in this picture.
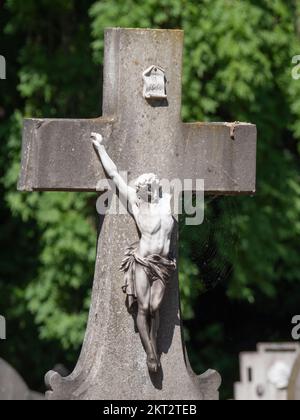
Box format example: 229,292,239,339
0,358,44,400
235,343,300,400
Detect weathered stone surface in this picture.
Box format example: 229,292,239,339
18,118,114,192
0,358,44,400
18,28,257,401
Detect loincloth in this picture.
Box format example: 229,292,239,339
120,242,176,311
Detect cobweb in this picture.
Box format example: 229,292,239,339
179,195,242,292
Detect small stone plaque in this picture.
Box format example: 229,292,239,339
143,65,167,100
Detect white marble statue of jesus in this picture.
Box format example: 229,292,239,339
91,132,176,373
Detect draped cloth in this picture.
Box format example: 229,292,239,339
120,242,177,311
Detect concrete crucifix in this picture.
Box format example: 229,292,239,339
18,28,257,400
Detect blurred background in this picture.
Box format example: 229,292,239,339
0,0,300,400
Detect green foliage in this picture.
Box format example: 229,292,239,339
0,0,99,384
1,0,300,398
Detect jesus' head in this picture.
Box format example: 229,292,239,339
135,173,161,203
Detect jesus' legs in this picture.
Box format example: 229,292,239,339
137,308,158,372
135,265,158,372
150,311,160,363
150,280,166,365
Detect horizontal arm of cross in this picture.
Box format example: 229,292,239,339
18,28,256,196
181,122,257,195
18,117,114,192
18,118,256,195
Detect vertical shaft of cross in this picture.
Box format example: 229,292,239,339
101,29,184,183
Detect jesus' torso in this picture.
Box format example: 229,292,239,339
131,194,174,258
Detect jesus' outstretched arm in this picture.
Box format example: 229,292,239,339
91,132,136,205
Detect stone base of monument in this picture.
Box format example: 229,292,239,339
45,365,220,401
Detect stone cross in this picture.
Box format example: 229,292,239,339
18,28,257,400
